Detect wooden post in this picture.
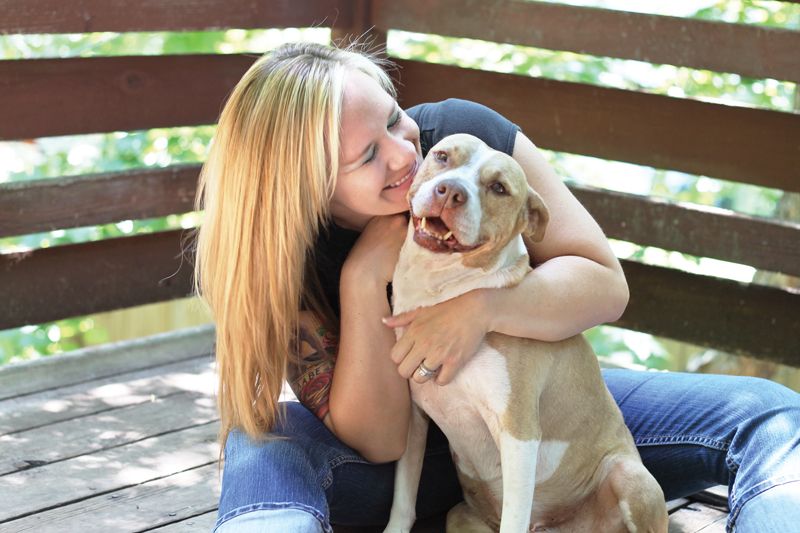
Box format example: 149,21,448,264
331,0,388,58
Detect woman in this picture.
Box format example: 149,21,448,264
195,42,800,532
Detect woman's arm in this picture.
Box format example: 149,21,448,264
486,131,629,339
325,214,411,463
385,131,628,385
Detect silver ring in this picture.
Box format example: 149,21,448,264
417,362,439,378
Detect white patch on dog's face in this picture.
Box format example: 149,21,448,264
407,134,541,263
410,149,491,247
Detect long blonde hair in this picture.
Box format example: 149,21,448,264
194,42,395,446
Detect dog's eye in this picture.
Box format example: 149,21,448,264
433,150,448,164
489,182,507,195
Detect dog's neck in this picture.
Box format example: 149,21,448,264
392,222,532,314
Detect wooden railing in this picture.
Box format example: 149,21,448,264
1,0,799,366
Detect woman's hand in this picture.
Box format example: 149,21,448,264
342,214,408,284
383,289,491,386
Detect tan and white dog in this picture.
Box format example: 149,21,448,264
384,134,667,533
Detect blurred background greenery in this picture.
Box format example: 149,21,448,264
1,1,798,390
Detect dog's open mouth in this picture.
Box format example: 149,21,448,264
412,215,475,253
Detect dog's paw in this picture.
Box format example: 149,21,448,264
382,521,413,533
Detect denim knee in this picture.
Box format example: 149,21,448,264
215,403,337,532
725,378,800,531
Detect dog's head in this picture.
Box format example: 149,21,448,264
407,134,549,268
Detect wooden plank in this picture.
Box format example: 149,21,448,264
571,184,800,278
0,164,200,238
617,259,800,366
0,324,214,399
394,59,800,193
0,229,195,330
374,0,800,82
0,355,214,435
4,55,799,192
150,511,218,532
2,234,798,364
0,0,351,34
331,0,388,56
668,503,727,532
1,463,220,533
0,54,255,141
0,422,219,523
0,390,217,475
5,173,800,286
5,168,799,280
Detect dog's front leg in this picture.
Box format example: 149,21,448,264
498,430,540,533
384,404,430,533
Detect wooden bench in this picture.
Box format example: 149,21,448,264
1,1,798,531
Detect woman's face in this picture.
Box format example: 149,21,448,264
330,69,423,231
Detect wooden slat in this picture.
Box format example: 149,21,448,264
374,0,800,82
1,462,220,532
667,503,727,532
153,508,217,533
0,390,217,475
394,59,800,193
0,323,213,400
0,164,200,238
0,356,214,435
0,0,351,34
0,54,254,141
0,423,218,523
2,229,798,364
150,511,218,533
0,229,194,330
571,184,800,278
6,170,800,279
3,55,798,190
616,259,800,366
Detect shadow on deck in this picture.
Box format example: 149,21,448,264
0,326,727,532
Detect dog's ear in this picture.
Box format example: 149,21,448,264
523,188,549,243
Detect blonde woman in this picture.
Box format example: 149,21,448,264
195,42,800,532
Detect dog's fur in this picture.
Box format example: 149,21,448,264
384,134,667,533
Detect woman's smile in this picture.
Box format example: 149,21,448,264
384,160,419,191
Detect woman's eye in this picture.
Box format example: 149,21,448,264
388,109,402,128
364,145,377,164
490,182,507,195
434,151,448,164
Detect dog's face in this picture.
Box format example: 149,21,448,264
407,134,549,267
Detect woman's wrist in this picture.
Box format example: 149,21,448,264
470,287,498,335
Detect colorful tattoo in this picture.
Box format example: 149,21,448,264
288,319,338,420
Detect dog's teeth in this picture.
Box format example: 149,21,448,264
421,217,427,230
443,231,452,240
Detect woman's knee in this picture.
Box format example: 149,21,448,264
727,377,800,441
219,403,332,520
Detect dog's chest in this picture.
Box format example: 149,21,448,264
413,343,509,413
411,344,511,462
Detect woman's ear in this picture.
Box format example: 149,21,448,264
524,188,549,243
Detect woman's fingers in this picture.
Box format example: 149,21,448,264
382,310,416,329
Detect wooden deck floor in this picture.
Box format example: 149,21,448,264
0,326,728,532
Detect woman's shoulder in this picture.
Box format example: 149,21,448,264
405,98,520,156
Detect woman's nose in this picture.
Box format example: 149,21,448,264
387,134,416,170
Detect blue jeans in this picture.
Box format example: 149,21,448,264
214,371,800,532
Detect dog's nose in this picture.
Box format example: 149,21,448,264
434,179,468,208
